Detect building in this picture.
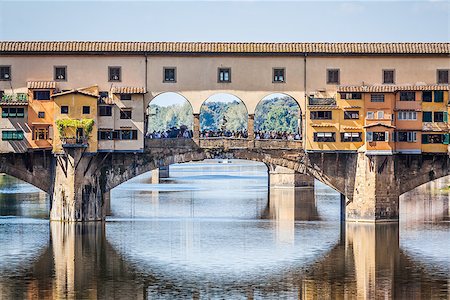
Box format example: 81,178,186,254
0,42,448,155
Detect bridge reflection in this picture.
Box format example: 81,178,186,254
0,220,448,299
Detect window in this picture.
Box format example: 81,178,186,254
422,91,432,102
434,91,444,103
377,111,385,119
98,131,113,140
38,111,45,118
366,131,388,142
327,69,340,84
0,66,11,80
344,111,359,119
2,107,24,118
61,106,69,114
120,109,132,119
341,132,362,142
422,111,432,122
396,131,417,142
310,111,332,120
0,91,3,100
33,128,48,140
54,66,67,81
163,67,176,82
273,68,285,83
2,130,23,140
109,66,121,81
120,94,132,101
366,111,374,119
313,132,335,142
383,69,395,84
99,106,112,116
33,90,51,100
422,134,449,144
437,69,449,84
218,68,231,83
434,112,445,122
82,106,90,114
398,111,417,120
400,91,415,101
370,94,385,102
340,93,362,100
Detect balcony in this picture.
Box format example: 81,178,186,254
308,97,336,106
0,93,29,106
61,137,89,148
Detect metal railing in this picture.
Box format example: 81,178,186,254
61,137,89,147
308,97,336,106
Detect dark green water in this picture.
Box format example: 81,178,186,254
0,160,448,299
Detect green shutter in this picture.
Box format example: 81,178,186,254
423,112,433,122
422,134,429,144
444,134,450,145
444,112,448,123
434,91,444,103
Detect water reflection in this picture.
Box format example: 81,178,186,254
0,163,448,299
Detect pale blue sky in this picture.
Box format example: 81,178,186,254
0,1,449,42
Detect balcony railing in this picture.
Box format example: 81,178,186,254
308,97,336,106
61,137,89,148
0,93,29,105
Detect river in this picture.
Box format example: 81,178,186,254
0,160,449,299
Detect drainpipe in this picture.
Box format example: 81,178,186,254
144,53,148,141
303,53,307,151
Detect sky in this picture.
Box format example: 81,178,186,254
0,1,449,42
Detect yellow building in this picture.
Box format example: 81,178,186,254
52,88,98,153
421,89,449,153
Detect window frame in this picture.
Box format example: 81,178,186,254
120,109,132,119
38,111,45,118
2,130,24,141
422,111,432,122
120,94,132,101
33,90,51,100
0,65,11,81
99,106,112,116
82,106,90,115
382,69,395,84
437,69,449,84
434,111,445,122
272,68,286,83
326,69,340,85
163,67,177,83
108,66,122,82
54,65,67,81
218,67,231,83
344,111,360,119
399,91,416,101
310,111,332,120
313,132,336,142
61,106,69,114
340,132,362,142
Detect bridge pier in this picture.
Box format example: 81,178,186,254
151,166,169,184
50,148,106,222
193,113,200,142
346,154,399,223
268,165,315,188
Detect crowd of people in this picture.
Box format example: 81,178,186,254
146,127,302,140
146,127,193,139
254,131,301,141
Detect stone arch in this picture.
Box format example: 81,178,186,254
253,93,302,138
199,93,249,136
146,92,194,136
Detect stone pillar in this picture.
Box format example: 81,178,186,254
104,191,111,216
193,113,200,142
50,148,106,222
268,165,315,188
151,166,169,184
247,114,255,139
346,153,399,222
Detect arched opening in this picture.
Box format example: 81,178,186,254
146,92,194,139
254,93,301,140
199,93,248,138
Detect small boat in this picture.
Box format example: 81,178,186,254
218,159,232,164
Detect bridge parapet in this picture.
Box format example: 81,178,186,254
145,138,303,151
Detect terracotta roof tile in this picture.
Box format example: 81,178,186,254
0,42,448,54
338,84,450,93
27,81,56,89
111,86,146,94
364,123,396,129
310,123,336,127
52,89,98,98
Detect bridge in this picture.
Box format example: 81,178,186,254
0,137,448,223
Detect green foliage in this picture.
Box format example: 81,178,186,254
55,118,95,138
147,102,193,132
200,100,247,131
255,96,300,133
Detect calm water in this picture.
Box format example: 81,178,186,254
0,160,449,299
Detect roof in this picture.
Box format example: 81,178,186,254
27,81,56,89
0,42,449,55
111,86,146,94
52,89,98,98
0,100,28,106
338,84,450,93
310,123,335,128
364,123,396,129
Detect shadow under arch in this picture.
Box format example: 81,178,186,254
146,92,194,135
199,93,249,134
254,93,302,138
